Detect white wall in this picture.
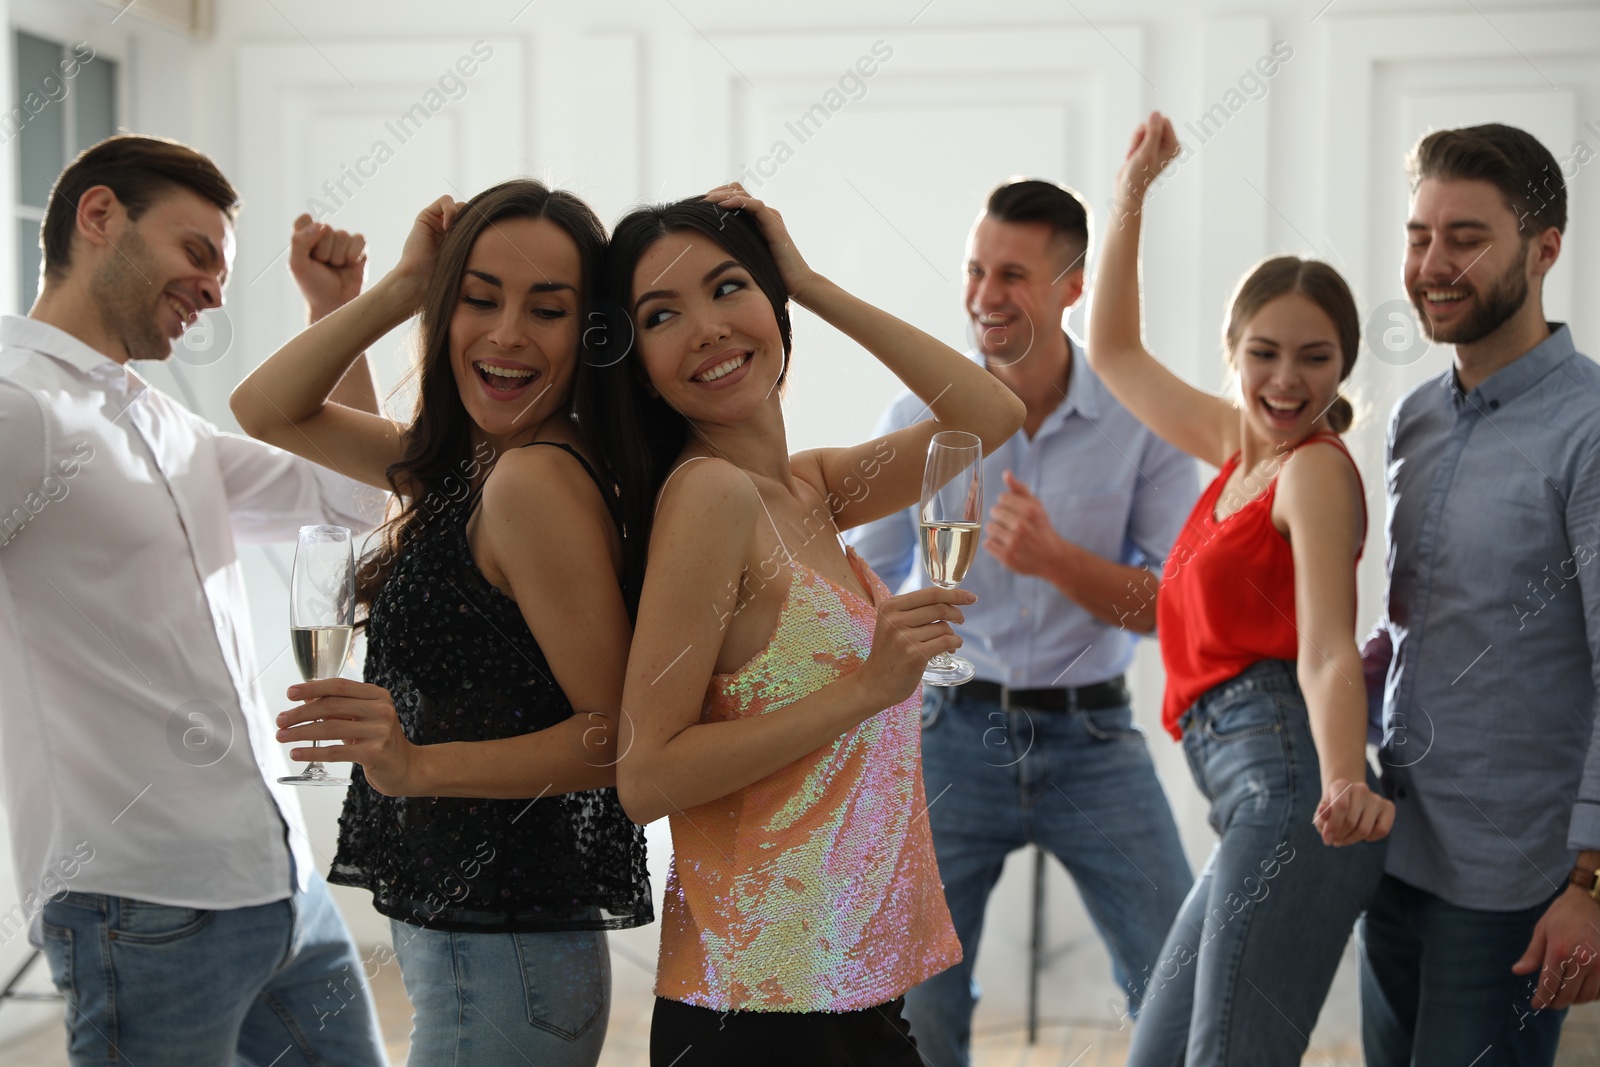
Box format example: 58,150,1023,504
2,0,1598,1050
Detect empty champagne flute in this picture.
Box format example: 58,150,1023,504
279,524,354,786
920,431,983,686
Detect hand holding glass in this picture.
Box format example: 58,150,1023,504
920,431,982,686
279,525,354,786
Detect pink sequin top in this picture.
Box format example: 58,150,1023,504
655,546,962,1013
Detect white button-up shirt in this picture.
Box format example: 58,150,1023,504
0,315,383,938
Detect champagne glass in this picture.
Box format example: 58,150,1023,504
920,431,983,686
279,525,354,786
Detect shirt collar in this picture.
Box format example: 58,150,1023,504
1034,333,1102,437
1447,322,1574,410
2,314,146,396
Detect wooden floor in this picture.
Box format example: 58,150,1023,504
2,939,1597,1066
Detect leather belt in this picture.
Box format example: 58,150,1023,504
954,675,1130,712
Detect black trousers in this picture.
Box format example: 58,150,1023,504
650,995,924,1066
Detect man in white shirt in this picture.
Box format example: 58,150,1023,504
0,135,387,1065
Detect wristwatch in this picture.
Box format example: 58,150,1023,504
1570,865,1600,903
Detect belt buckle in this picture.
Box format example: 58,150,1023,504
999,683,1011,712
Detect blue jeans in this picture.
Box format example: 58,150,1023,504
1360,874,1567,1066
1125,659,1388,1067
390,920,611,1066
902,684,1192,1067
39,871,384,1067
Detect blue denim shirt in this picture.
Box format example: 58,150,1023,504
847,336,1198,689
1371,323,1600,910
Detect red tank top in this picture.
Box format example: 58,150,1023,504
1155,433,1365,739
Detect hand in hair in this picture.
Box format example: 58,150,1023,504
392,193,468,309
704,182,820,304
1115,110,1181,206
290,213,367,322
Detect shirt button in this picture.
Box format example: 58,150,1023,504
1020,609,1031,620
1488,400,1500,410
1396,786,1409,800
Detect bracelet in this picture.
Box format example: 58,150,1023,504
1569,866,1600,903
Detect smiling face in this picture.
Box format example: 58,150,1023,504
446,216,583,448
89,185,234,362
963,215,1080,365
1231,291,1346,447
1405,177,1538,346
629,229,785,426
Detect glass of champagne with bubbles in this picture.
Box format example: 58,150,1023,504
920,431,982,686
279,524,354,786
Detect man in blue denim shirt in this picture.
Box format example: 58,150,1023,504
850,179,1198,1067
1361,124,1600,1066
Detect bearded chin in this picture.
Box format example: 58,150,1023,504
1413,255,1530,346
90,239,174,362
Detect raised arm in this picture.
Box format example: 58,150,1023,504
231,197,463,490
705,186,1025,531
288,213,380,415
1088,112,1236,468
1277,442,1393,847
614,458,972,824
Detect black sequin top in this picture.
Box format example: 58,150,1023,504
328,442,652,932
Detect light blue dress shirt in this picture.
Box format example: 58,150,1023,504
1373,324,1600,911
848,337,1199,689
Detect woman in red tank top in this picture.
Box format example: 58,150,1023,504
1086,113,1394,1066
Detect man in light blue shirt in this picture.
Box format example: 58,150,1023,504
850,179,1198,1067
1360,123,1600,1066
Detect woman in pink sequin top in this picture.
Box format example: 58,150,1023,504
586,186,1025,1066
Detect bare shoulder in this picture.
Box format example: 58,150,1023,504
656,455,760,519
483,443,606,514
1279,437,1360,498
1277,436,1363,546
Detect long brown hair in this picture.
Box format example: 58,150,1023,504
1223,256,1359,433
355,180,611,618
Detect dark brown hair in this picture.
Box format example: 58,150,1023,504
576,197,792,577
42,134,239,281
985,177,1091,273
1407,123,1566,237
1223,256,1360,433
356,180,620,615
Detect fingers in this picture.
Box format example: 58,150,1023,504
291,220,367,268
1512,925,1545,976
277,716,377,744
288,744,359,764
884,602,967,630
1001,470,1034,498
287,677,390,702
1575,960,1600,1006
884,585,977,611
276,696,394,729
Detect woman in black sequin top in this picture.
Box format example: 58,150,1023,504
231,182,651,1066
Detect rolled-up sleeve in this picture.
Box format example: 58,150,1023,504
211,428,388,545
